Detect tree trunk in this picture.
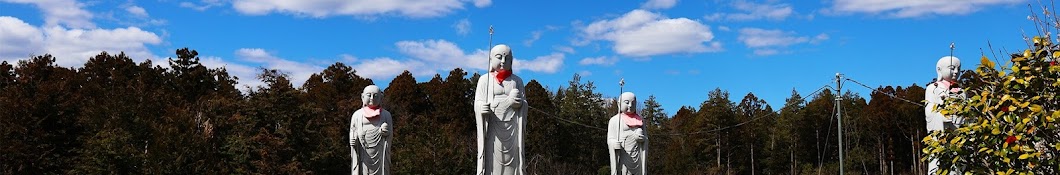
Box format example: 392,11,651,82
879,139,885,174
791,143,797,175
751,146,755,175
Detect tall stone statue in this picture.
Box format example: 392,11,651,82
350,85,393,175
474,44,527,175
608,92,648,175
924,56,964,174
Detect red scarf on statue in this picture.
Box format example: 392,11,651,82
362,105,381,119
492,69,512,84
937,80,960,93
622,112,644,127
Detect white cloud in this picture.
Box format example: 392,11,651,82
347,39,563,80
829,0,1021,18
394,39,486,69
752,49,780,56
515,52,564,73
554,45,576,54
0,17,162,67
0,2,165,67
717,26,731,32
231,0,473,18
524,25,559,46
234,48,325,87
1,0,95,28
174,41,563,88
580,9,722,57
180,0,225,11
41,26,162,67
641,0,678,10
737,28,827,56
350,57,431,80
578,70,593,76
200,56,262,88
454,18,471,35
472,0,492,8
0,16,45,61
339,54,358,62
126,5,148,18
579,56,618,66
113,3,166,26
704,1,794,21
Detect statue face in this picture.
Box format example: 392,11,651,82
362,85,383,108
936,56,961,81
619,92,637,114
489,45,513,72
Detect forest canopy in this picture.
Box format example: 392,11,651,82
2,48,940,174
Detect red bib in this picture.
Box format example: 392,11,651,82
363,105,381,118
622,113,644,127
937,80,960,93
493,69,512,84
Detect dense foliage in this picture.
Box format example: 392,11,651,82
925,35,1060,174
2,48,933,174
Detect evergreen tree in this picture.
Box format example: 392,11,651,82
300,62,373,174
1,55,82,174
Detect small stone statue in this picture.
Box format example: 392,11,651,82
608,92,647,175
924,56,964,174
474,44,527,175
350,85,393,175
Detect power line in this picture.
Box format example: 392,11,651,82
519,84,835,137
807,85,834,100
649,110,777,136
844,78,925,107
527,106,607,131
527,103,776,136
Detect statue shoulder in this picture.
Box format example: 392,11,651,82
476,74,490,84
925,83,941,96
926,82,939,88
510,74,525,84
609,114,621,124
381,109,392,117
352,108,365,116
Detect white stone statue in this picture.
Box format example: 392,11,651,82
474,44,527,175
924,56,964,174
350,85,393,175
607,92,647,175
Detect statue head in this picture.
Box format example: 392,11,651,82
936,56,961,82
362,85,383,108
489,44,513,72
619,92,637,114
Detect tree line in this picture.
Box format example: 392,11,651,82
1,48,938,174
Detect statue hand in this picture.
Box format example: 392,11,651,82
509,89,524,108
380,123,390,136
509,89,521,97
478,102,493,114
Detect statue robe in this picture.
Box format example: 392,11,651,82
924,81,965,174
350,108,393,175
474,74,527,175
607,114,648,175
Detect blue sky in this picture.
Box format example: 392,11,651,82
0,0,1041,114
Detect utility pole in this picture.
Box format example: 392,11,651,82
835,73,845,175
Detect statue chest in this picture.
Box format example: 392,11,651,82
356,117,387,147
489,80,516,96
619,125,644,152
